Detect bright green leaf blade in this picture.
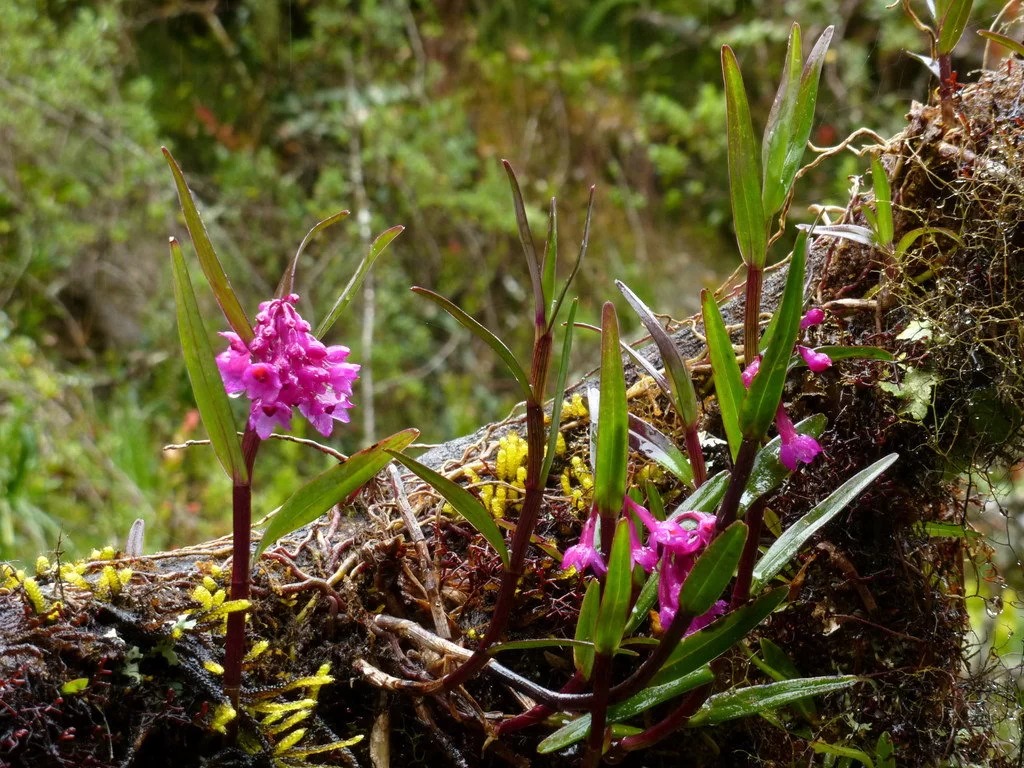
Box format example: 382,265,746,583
389,451,509,570
722,46,767,268
255,428,419,558
751,453,899,592
595,303,628,520
938,0,974,55
163,148,253,344
762,23,803,218
574,579,601,677
914,521,981,539
875,732,896,768
680,520,747,616
317,225,403,338
798,346,894,366
674,470,730,516
624,568,660,635
169,238,247,484
740,414,827,514
893,225,962,260
277,210,350,298
629,414,693,485
690,676,859,726
741,232,807,439
541,299,577,487
595,519,633,654
542,199,558,318
652,586,787,686
979,29,1024,63
503,160,546,328
549,186,594,329
811,742,875,768
411,287,532,402
870,156,894,248
702,290,745,461
537,666,715,754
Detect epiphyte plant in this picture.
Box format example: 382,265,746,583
165,146,414,724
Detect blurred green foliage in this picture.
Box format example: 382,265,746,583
0,0,1005,560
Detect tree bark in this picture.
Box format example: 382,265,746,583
4,67,1024,768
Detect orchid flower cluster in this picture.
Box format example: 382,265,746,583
563,499,723,632
216,294,360,440
742,307,831,471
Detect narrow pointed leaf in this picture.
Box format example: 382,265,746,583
937,0,974,54
163,148,253,344
540,299,577,487
169,238,247,484
740,415,827,513
679,520,747,616
624,568,661,635
549,186,594,330
595,303,628,520
542,199,558,318
759,637,818,719
979,29,1024,67
672,470,729,516
277,210,350,298
617,280,699,427
255,428,419,558
701,290,745,460
317,225,403,338
741,232,806,439
811,742,876,767
594,519,633,654
628,414,693,485
652,586,787,686
761,23,803,218
794,346,893,367
751,453,899,592
799,222,875,246
722,46,767,268
503,160,546,328
388,451,509,570
869,155,894,248
574,579,601,677
893,225,961,260
411,287,532,401
690,676,859,726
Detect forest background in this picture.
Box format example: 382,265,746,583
0,0,1016,586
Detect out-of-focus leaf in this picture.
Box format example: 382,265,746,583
541,299,578,487
411,287,532,402
536,665,715,754
979,29,1024,67
574,579,601,677
549,186,594,329
388,452,509,570
914,521,981,539
811,741,875,767
689,676,859,726
758,637,818,720
875,732,896,768
702,290,744,461
751,453,899,592
679,521,746,616
169,238,247,484
617,280,699,427
277,210,350,298
741,232,806,439
255,429,419,558
740,414,827,513
629,414,693,485
722,46,767,268
541,199,557,317
798,222,875,246
937,0,974,55
893,226,962,260
317,225,403,338
503,160,546,328
652,587,787,686
595,519,633,654
870,155,894,248
163,148,253,344
595,303,628,520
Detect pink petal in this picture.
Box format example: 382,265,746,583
798,345,832,373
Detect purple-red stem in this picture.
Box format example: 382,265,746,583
582,652,613,768
730,497,765,608
684,426,708,488
743,265,763,368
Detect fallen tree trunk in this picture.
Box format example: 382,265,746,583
3,65,1024,768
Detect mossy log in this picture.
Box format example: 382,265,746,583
4,66,1024,768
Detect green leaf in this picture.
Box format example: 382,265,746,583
255,428,419,558
624,567,660,635
979,29,1024,64
701,290,745,461
652,587,787,686
762,26,834,218
316,225,403,338
675,470,729,515
722,46,767,268
751,453,899,592
169,238,247,484
893,225,962,261
811,741,875,768
869,155,894,248
937,0,974,55
758,637,818,719
389,451,509,570
689,676,859,726
595,303,628,520
549,187,594,330
276,210,350,298
879,368,937,421
875,732,896,768
914,521,980,539
541,198,558,319
679,521,746,616
503,160,546,328
740,414,827,514
163,148,253,344
60,678,90,695
537,665,715,754
411,287,532,402
574,579,601,677
629,414,693,485
594,519,633,654
540,299,577,487
797,346,894,366
741,232,806,439
617,280,699,427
